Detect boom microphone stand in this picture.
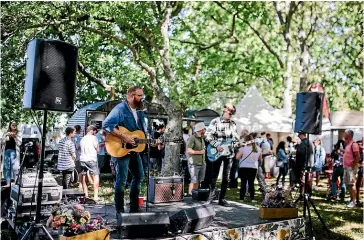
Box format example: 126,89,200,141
21,110,53,240
143,100,152,212
294,133,328,239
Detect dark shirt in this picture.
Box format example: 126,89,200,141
5,135,16,150
150,131,163,158
295,138,313,170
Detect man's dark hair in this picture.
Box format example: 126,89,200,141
157,124,165,131
183,127,189,134
287,136,292,142
74,125,81,132
127,86,143,95
65,127,75,136
266,133,271,137
261,132,266,136
251,132,258,138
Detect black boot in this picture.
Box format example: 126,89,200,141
218,199,229,207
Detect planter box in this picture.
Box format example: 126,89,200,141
59,229,110,240
259,208,298,219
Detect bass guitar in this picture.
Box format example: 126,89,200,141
207,139,255,162
105,126,182,158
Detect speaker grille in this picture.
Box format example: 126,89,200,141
26,39,78,112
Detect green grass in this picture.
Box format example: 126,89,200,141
60,174,363,240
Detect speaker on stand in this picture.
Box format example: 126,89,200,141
20,38,78,240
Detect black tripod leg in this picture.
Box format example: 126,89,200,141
20,225,35,240
40,225,54,240
305,197,315,239
308,198,329,231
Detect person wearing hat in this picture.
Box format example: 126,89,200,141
80,125,100,201
205,103,240,206
186,122,207,196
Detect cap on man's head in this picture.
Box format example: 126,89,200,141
86,125,97,133
194,122,206,132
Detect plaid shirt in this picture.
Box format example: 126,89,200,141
205,117,240,148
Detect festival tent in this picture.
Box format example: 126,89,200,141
233,85,294,134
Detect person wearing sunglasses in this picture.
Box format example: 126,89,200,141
2,121,21,187
205,103,240,206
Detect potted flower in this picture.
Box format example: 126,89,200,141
259,185,298,219
47,204,109,240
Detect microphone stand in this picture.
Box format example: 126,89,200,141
143,100,152,212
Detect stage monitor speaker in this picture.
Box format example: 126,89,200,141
118,212,170,239
23,38,78,112
294,92,324,135
169,204,215,234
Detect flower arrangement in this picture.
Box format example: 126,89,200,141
261,185,296,208
47,203,105,237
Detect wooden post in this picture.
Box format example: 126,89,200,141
110,86,115,100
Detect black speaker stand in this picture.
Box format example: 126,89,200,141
294,133,328,239
21,110,53,240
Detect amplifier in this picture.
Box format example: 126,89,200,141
192,189,221,201
119,212,170,239
10,184,62,206
148,176,184,204
19,171,58,187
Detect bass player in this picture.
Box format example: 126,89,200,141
205,103,240,206
102,86,146,215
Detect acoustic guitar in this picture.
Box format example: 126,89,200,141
105,126,182,158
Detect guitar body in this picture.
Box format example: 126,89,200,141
207,139,234,162
105,127,146,158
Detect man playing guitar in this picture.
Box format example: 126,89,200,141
205,103,240,206
102,86,146,215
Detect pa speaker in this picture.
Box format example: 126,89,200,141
294,92,324,135
118,212,170,239
23,38,78,112
169,204,215,234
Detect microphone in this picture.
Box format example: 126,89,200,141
24,142,33,147
141,98,151,105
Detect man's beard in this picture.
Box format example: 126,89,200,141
134,99,144,109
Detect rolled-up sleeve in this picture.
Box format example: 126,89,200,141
103,106,123,133
205,119,218,147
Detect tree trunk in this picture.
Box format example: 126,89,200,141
299,37,309,92
283,39,293,117
161,111,183,176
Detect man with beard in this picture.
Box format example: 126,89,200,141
205,103,240,206
103,86,146,215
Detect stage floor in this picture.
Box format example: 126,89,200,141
80,197,304,239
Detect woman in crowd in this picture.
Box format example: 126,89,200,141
236,135,262,201
2,120,21,187
330,140,346,200
57,127,76,189
276,141,288,188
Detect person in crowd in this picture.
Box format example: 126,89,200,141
313,138,326,191
205,103,240,206
252,132,267,198
229,129,250,188
294,132,314,195
57,127,76,189
182,127,191,185
150,124,165,173
330,140,346,200
103,86,146,214
266,133,274,150
73,125,82,188
236,135,262,201
2,121,21,187
96,129,106,174
80,125,100,201
186,122,206,196
343,129,360,208
276,141,289,188
356,139,363,205
258,132,273,179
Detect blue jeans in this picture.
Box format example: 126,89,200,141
331,166,346,198
113,153,144,213
4,149,19,185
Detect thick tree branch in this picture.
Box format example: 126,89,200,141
274,2,285,25
78,62,112,90
160,4,174,82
